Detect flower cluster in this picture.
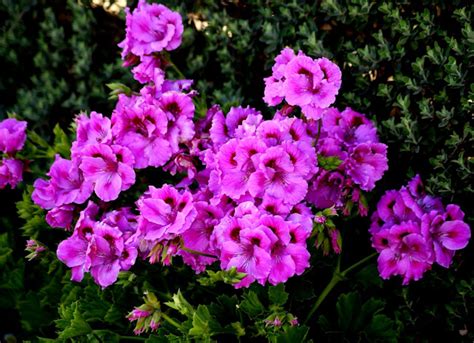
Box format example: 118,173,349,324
307,107,388,215
263,48,342,120
0,118,27,189
370,175,471,284
56,202,138,288
33,1,389,291
31,2,195,284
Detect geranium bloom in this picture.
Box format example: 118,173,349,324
32,155,93,209
112,94,172,168
72,112,112,154
248,147,308,205
137,185,197,242
0,158,23,189
220,227,276,287
0,118,27,154
80,144,135,202
370,175,471,284
119,0,183,58
46,204,75,229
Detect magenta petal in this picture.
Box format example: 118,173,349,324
95,173,122,202
90,261,121,288
57,236,89,268
438,220,470,250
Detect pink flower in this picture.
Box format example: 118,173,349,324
0,158,23,189
0,118,27,154
221,227,276,287
72,111,112,155
119,0,183,58
248,147,308,205
46,205,75,229
346,143,388,191
137,185,197,242
80,144,135,202
112,94,172,168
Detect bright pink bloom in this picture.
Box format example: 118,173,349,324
0,118,27,154
0,158,23,189
119,0,183,58
80,144,135,202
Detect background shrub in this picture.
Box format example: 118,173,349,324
1,0,472,341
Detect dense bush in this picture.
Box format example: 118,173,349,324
0,0,472,341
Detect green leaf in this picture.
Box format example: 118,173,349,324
365,314,397,342
275,325,309,343
240,290,265,318
189,305,221,341
318,155,342,171
165,290,194,318
336,292,361,332
56,301,92,339
268,284,288,306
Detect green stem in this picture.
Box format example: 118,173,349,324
169,61,186,79
304,271,343,325
181,246,217,259
340,252,377,276
119,335,146,341
304,253,377,324
161,312,182,330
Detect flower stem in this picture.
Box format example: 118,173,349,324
168,61,186,80
303,271,343,325
161,312,182,330
119,335,146,341
340,252,377,276
181,246,217,259
304,252,377,324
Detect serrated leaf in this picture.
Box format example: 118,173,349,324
268,284,288,306
275,325,309,343
336,292,361,332
164,290,194,318
56,301,92,339
240,291,264,318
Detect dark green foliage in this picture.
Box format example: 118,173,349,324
1,0,473,342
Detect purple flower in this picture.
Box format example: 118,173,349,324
112,94,172,168
72,111,112,155
57,228,92,282
137,185,197,242
221,227,276,287
346,143,388,191
132,55,165,86
179,201,222,272
0,118,27,154
119,0,183,59
32,155,93,208
306,170,344,209
46,204,75,229
80,144,135,202
0,158,23,189
248,147,308,205
88,222,137,288
284,55,339,110
370,175,471,284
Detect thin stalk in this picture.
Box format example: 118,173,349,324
181,246,217,259
340,252,377,276
161,312,182,330
119,335,146,341
304,253,377,324
304,271,343,325
168,61,186,80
